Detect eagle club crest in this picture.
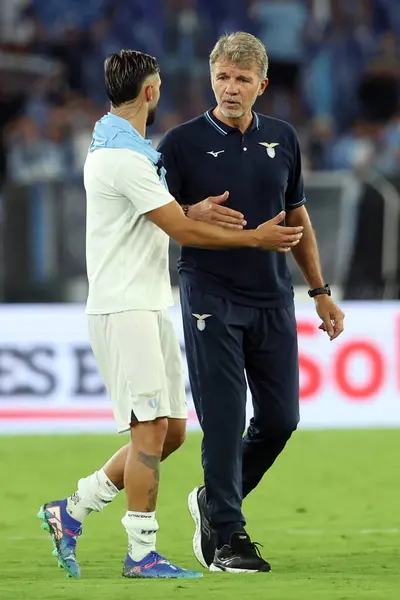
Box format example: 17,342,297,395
192,313,212,331
259,142,279,158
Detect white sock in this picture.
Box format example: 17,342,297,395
66,469,119,523
122,511,158,562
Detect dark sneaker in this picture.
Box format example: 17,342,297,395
188,485,216,568
210,532,271,573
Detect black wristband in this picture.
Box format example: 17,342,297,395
308,284,331,298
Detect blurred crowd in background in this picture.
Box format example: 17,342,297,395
1,0,399,186
0,0,399,303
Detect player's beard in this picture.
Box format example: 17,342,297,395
146,107,157,126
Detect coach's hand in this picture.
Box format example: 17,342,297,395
255,211,304,252
316,296,345,341
186,191,247,229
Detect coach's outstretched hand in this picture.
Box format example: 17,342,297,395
186,191,247,229
255,211,303,252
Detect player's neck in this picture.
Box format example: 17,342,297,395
110,106,147,138
213,107,253,135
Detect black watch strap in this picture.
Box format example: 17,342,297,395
308,284,331,298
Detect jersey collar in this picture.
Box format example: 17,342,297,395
204,108,260,136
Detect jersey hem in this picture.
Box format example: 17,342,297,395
85,303,174,315
179,272,294,309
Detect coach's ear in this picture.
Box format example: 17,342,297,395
258,79,269,96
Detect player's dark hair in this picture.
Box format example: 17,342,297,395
104,50,160,107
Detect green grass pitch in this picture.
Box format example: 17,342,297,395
1,430,400,600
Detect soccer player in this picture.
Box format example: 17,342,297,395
37,49,305,579
157,32,345,573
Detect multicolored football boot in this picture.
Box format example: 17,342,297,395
123,551,203,579
37,499,82,578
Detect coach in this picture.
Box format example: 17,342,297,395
158,32,344,573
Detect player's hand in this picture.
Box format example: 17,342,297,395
315,295,345,341
186,191,247,229
255,211,303,252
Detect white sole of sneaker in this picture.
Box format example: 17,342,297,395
209,563,259,574
188,487,208,569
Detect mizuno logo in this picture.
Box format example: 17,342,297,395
207,150,225,158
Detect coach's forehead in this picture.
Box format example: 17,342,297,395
212,59,260,79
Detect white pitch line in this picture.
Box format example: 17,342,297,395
359,528,400,535
6,536,47,541
285,529,400,536
286,529,324,535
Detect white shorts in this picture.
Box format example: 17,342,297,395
87,310,187,433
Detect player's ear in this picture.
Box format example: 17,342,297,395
144,84,153,102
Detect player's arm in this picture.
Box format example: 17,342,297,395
147,197,302,252
147,194,253,248
115,152,303,251
157,132,245,229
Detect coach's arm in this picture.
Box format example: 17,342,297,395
286,205,345,340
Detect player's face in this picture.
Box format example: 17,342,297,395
211,60,268,119
145,73,161,126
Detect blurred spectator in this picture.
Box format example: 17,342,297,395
0,0,35,45
358,31,400,122
306,116,335,171
375,110,400,175
6,115,68,183
249,0,308,121
330,120,378,171
162,0,212,115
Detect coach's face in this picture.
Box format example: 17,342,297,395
211,60,268,119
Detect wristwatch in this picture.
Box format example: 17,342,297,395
308,284,331,298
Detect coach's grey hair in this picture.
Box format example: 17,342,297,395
209,32,269,80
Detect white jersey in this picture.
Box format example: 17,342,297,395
84,148,174,314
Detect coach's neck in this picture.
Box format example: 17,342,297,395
110,102,147,138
